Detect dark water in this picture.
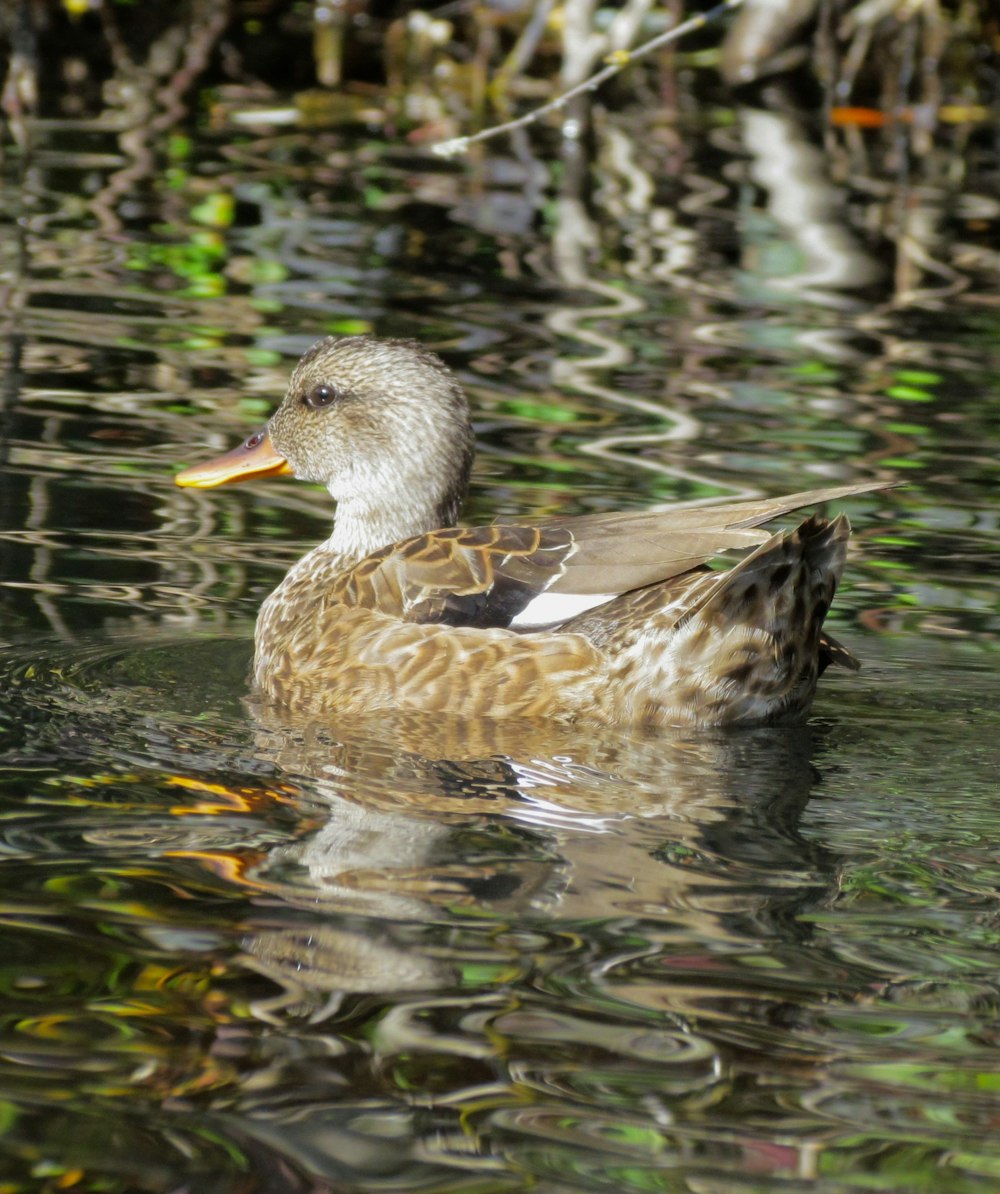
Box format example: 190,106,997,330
3,84,1000,1194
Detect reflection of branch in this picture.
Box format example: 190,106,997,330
434,0,745,157
488,0,557,114
92,0,230,232
740,105,881,304
544,137,737,507
0,0,39,151
561,0,656,88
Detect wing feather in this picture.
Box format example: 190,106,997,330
329,481,893,630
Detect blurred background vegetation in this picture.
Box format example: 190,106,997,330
2,0,997,146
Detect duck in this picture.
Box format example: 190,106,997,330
175,335,889,727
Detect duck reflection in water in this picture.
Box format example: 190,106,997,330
237,705,830,1021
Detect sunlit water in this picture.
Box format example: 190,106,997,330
2,80,1000,1194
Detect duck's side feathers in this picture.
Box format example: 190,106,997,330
589,514,854,726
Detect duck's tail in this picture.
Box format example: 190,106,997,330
667,513,852,724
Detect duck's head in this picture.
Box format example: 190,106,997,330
176,336,475,552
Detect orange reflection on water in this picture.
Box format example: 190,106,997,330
166,774,300,816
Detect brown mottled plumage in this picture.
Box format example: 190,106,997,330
175,335,891,727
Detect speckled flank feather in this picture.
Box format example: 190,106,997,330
588,514,852,726
177,335,891,727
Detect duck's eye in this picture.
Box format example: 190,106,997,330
303,385,338,409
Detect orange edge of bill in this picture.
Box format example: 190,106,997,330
174,429,292,488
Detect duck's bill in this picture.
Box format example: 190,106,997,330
174,429,292,488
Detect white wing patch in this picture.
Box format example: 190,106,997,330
510,591,616,630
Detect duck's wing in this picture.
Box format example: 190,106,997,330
329,481,891,631
331,520,769,628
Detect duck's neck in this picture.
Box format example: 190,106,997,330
262,495,443,633
326,490,456,567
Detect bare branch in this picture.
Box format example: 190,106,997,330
432,0,746,158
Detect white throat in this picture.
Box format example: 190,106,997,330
327,489,443,564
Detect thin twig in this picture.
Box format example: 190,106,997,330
432,0,746,157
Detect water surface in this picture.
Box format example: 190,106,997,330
2,53,1000,1194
